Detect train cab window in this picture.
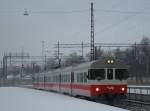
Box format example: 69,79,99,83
107,69,113,80
89,69,105,80
115,69,129,80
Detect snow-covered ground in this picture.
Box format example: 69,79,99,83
0,87,128,111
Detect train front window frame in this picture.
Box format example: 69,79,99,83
88,69,105,80
107,69,113,80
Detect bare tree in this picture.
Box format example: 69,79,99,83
64,52,85,66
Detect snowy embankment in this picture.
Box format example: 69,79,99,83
0,87,128,111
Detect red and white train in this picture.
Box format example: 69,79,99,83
33,57,128,100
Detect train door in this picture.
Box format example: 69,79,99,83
59,74,61,92
70,72,74,95
44,75,46,89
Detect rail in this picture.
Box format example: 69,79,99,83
128,85,150,104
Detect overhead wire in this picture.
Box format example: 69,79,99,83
31,9,89,14
0,3,150,38
0,9,89,15
95,9,150,14
95,6,150,35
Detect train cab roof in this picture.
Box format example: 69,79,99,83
91,57,127,69
73,56,127,70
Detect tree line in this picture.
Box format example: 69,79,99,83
46,36,150,84
1,36,149,85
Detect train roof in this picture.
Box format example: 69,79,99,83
34,56,127,76
90,57,127,69
72,56,127,70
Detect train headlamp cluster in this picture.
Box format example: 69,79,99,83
107,60,114,64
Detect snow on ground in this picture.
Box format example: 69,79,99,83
0,87,128,111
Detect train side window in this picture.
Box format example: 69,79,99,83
63,75,65,82
107,69,113,80
65,75,67,82
39,77,40,82
76,73,78,82
64,75,65,82
56,75,58,82
84,72,87,83
67,75,68,82
49,77,51,82
61,75,63,82
64,75,66,82
80,73,83,83
68,75,70,82
45,77,47,82
77,73,79,82
66,74,68,82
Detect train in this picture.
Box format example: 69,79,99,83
33,56,129,100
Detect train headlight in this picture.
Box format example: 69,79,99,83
107,60,114,64
107,60,111,64
121,87,125,91
110,60,114,63
96,87,100,92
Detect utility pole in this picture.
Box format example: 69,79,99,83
134,42,137,59
2,53,7,86
90,2,95,61
146,55,149,81
81,41,84,58
42,40,44,58
42,41,45,70
21,48,24,80
57,41,61,67
134,42,138,82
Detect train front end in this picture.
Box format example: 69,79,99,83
88,57,129,100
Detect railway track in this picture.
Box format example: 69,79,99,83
112,98,150,111
111,86,150,111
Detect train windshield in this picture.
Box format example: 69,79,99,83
88,69,105,80
115,69,129,80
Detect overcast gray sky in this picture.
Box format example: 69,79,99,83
0,0,150,58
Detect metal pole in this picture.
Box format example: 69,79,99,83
90,2,95,61
81,41,84,58
2,53,7,86
42,41,45,70
58,41,60,67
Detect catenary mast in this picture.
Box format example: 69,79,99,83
90,2,95,61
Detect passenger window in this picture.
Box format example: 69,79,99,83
84,72,87,83
107,69,113,80
77,73,79,82
80,73,84,82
